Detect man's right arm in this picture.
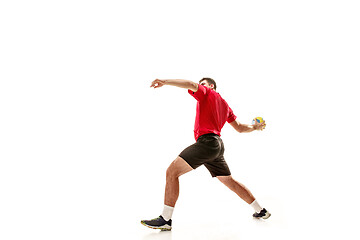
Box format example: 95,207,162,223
229,119,265,133
150,79,198,92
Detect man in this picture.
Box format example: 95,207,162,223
141,78,270,231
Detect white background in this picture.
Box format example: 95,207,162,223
1,0,359,239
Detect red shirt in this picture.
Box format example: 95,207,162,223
188,84,237,140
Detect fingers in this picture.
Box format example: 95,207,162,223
150,79,163,88
253,121,266,131
150,79,158,88
259,121,266,131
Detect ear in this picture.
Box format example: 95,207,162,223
209,84,215,90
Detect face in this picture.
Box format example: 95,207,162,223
200,80,214,90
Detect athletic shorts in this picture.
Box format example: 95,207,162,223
179,133,231,177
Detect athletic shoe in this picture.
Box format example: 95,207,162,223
253,208,271,219
141,215,172,231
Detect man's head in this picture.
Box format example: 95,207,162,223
199,77,217,91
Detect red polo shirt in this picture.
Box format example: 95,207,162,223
188,84,237,140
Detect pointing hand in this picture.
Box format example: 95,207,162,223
150,79,166,88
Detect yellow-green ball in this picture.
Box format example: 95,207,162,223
252,117,264,125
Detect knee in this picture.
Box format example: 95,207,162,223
166,165,179,180
165,157,193,180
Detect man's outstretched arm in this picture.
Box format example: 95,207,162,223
229,119,266,133
150,79,198,92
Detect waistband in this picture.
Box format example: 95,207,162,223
197,133,220,140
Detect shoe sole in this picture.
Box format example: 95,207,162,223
262,212,271,219
141,221,172,231
253,212,271,220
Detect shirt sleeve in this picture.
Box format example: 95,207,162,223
227,107,237,123
188,84,207,101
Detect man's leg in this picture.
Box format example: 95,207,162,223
164,156,193,207
217,175,271,219
217,175,255,204
141,156,193,230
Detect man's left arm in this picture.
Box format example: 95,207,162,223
150,79,198,92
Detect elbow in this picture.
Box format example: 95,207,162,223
237,128,244,133
236,124,247,133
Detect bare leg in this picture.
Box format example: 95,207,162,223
217,175,255,204
164,156,193,207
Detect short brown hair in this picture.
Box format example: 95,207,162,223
199,77,217,90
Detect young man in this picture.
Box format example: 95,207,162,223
141,78,270,231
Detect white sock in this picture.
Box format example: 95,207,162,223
162,205,174,221
250,200,263,213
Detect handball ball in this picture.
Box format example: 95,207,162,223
252,117,264,125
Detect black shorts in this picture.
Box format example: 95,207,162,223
179,133,231,177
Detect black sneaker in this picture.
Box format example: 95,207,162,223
141,215,172,231
253,208,271,219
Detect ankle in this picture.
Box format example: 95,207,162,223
250,200,263,213
162,205,174,221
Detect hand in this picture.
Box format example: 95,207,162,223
150,79,166,88
253,121,266,131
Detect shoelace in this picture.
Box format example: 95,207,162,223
150,216,162,221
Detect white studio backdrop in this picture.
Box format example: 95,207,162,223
1,1,359,239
